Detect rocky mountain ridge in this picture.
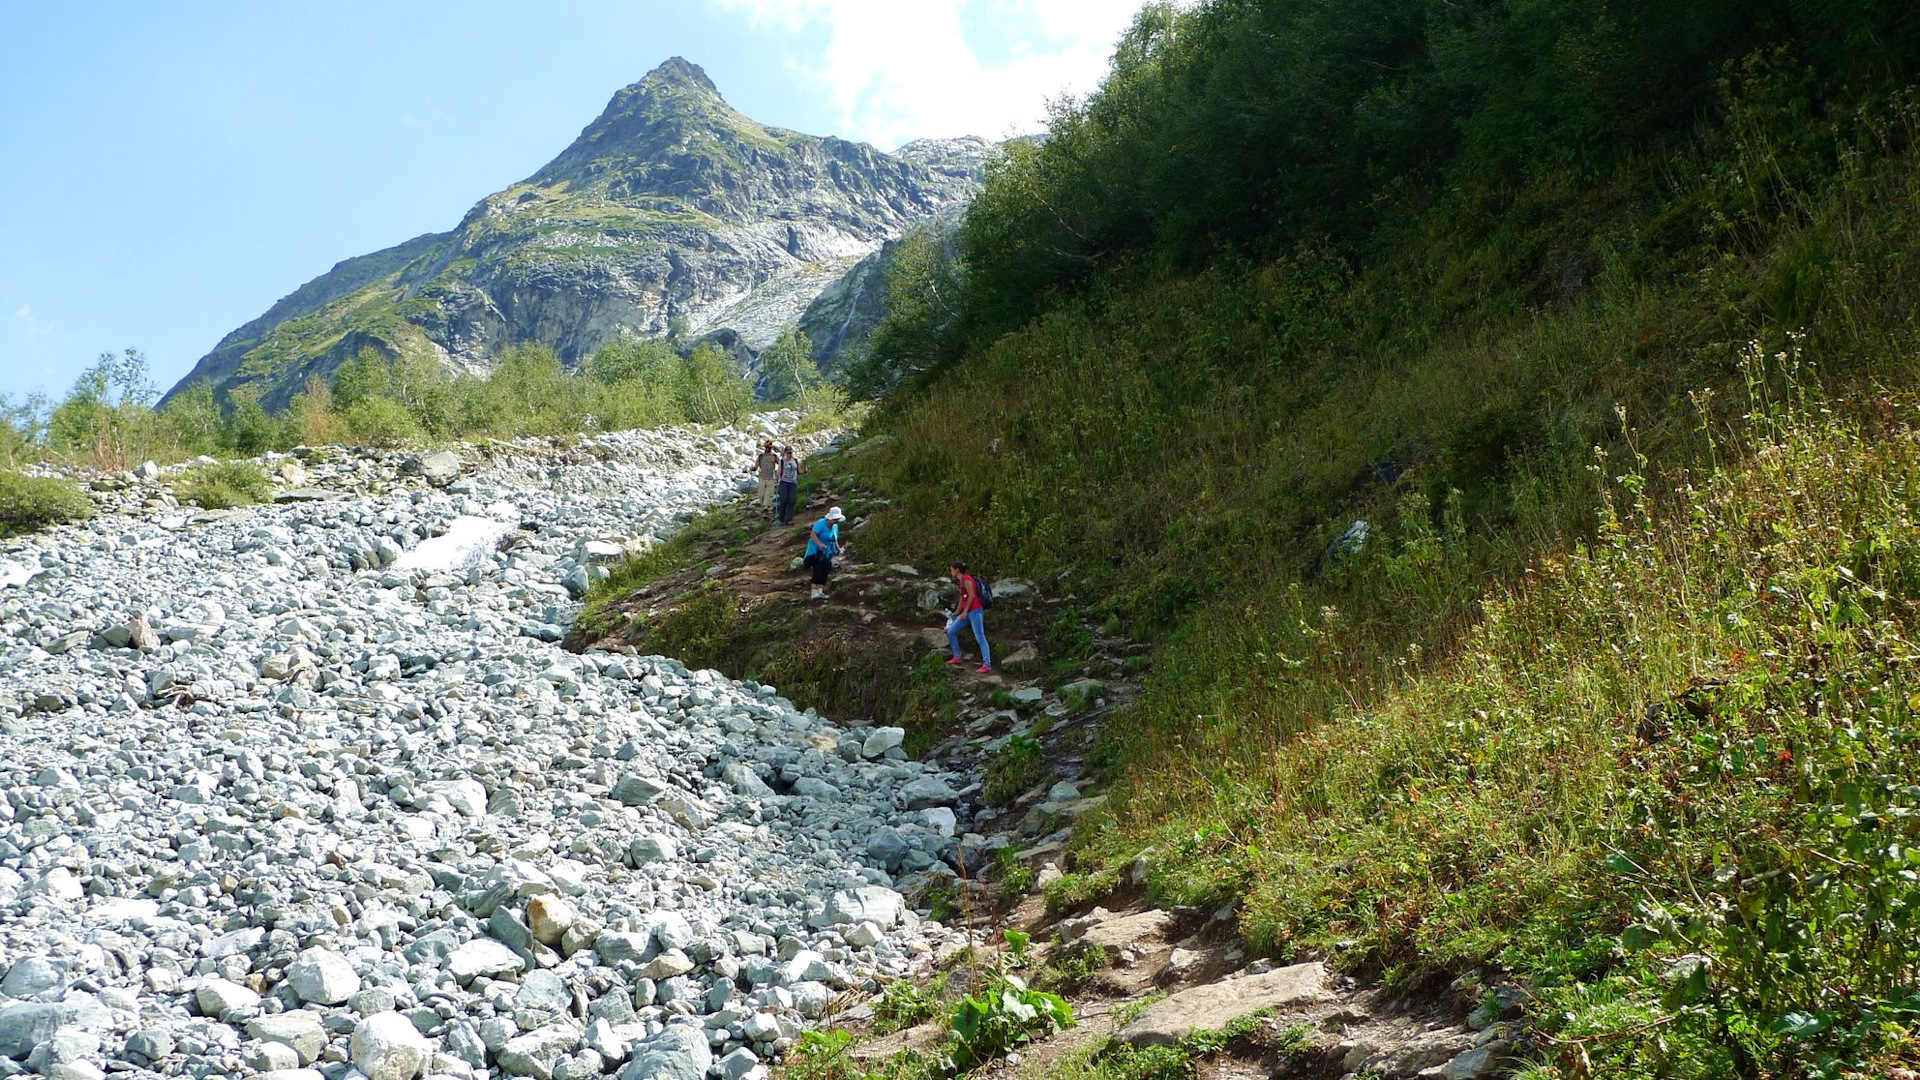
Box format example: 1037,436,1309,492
163,59,990,408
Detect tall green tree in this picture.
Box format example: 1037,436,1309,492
757,326,821,402
678,344,751,424
48,349,157,465
849,227,967,398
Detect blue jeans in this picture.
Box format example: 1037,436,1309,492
775,481,797,524
947,609,991,666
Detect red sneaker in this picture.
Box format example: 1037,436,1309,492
976,665,994,674
946,657,965,666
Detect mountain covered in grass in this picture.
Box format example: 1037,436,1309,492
163,58,989,408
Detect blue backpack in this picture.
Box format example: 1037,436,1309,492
972,575,994,609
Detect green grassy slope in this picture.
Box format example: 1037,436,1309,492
820,1,1920,1074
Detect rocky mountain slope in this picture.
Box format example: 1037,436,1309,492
0,419,977,1079
163,59,990,409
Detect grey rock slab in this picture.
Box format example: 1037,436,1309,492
594,932,651,965
0,1002,77,1059
0,958,63,1000
123,1029,174,1062
900,777,957,809
498,1022,581,1080
527,894,575,946
721,764,773,798
1436,1041,1511,1080
622,1025,711,1080
611,775,667,806
860,727,904,758
629,835,677,865
1360,1030,1478,1077
637,950,694,981
1119,963,1330,1046
823,886,904,928
193,978,261,1020
515,970,572,1015
716,1047,761,1080
351,1011,430,1080
411,451,464,487
247,1012,328,1066
449,938,526,983
1059,908,1174,963
247,1040,302,1072
286,948,360,1005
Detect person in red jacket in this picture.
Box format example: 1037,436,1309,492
945,563,992,673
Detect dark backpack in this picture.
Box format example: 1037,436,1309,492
972,575,994,609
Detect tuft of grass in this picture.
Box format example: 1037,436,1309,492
983,733,1048,806
873,973,949,1036
1111,993,1168,1030
993,847,1035,895
583,507,728,603
0,471,94,535
1034,940,1106,996
176,460,274,509
1035,1014,1312,1080
1042,868,1122,918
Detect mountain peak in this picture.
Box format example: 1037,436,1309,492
528,56,746,187
637,56,719,96
162,63,995,410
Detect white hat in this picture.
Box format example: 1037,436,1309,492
825,506,845,522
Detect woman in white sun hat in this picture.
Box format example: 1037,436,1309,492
803,506,845,600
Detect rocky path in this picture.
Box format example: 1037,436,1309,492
0,423,973,1080
560,468,1525,1079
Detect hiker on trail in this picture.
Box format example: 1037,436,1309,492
775,446,801,526
946,563,993,673
748,439,779,519
804,506,845,600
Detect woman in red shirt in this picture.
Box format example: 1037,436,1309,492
945,563,992,673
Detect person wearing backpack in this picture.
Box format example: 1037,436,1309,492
804,506,845,600
945,563,993,673
775,446,801,525
746,439,779,519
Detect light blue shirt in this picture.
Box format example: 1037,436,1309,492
805,519,838,558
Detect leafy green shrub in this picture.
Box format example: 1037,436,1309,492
0,471,94,535
983,734,1047,806
1001,929,1033,967
176,461,274,509
944,975,1074,1073
342,396,425,446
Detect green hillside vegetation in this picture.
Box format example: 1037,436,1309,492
817,1,1920,1075
0,337,790,475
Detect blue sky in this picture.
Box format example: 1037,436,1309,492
0,0,1146,403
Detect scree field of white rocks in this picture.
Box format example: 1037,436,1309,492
0,420,972,1080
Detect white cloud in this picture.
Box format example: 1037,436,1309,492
714,0,1149,149
13,303,52,340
